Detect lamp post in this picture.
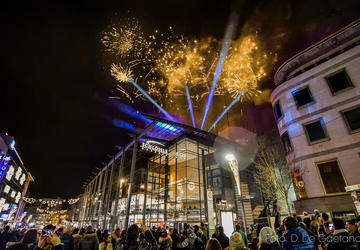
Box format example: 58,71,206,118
225,153,246,230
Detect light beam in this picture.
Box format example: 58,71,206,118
207,89,245,132
185,85,196,128
200,13,238,130
128,78,174,121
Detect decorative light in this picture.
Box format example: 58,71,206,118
15,192,21,203
15,167,22,180
4,185,10,194
20,173,26,185
5,165,15,181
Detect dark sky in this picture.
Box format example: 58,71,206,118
0,0,359,198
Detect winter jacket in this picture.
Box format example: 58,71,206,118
73,235,84,250
60,233,74,250
79,233,99,250
282,227,316,250
144,230,157,248
99,242,113,250
6,243,36,250
177,232,199,249
212,233,229,249
158,235,172,250
326,229,354,250
118,239,152,250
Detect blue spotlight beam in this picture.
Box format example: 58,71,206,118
207,89,245,132
200,13,238,130
128,78,174,121
185,85,196,128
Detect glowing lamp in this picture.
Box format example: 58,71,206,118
225,154,236,162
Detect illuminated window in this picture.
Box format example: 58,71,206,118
326,70,353,94
10,191,16,198
292,87,314,108
0,198,5,206
281,131,293,153
15,167,22,180
304,119,328,143
20,174,26,185
274,101,283,120
2,203,9,211
317,160,346,194
3,185,10,194
5,166,15,181
341,106,360,133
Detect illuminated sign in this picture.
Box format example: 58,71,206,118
3,185,10,194
0,160,9,182
140,142,168,156
15,167,22,180
0,213,9,220
5,166,15,181
20,174,26,186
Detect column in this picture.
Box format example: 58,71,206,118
124,138,138,229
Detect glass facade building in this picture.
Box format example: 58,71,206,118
80,117,256,231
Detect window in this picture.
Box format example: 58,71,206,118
304,119,328,143
317,160,346,194
274,102,283,120
281,132,293,153
326,70,353,94
342,106,360,133
292,87,314,107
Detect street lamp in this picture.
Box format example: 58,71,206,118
225,153,246,230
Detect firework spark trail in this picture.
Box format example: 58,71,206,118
207,89,246,132
200,13,238,130
127,78,174,121
185,85,196,128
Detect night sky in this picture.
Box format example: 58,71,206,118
0,0,359,198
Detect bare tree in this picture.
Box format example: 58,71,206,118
253,137,294,215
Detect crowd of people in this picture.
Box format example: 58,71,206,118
0,212,359,250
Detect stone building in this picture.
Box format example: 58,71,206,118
270,19,360,215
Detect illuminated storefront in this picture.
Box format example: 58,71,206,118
80,117,256,231
0,133,34,226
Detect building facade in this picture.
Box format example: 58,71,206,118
271,19,360,215
79,118,260,233
0,133,34,226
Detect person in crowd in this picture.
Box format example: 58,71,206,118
302,212,311,230
257,227,283,250
35,230,64,250
326,218,354,250
200,223,208,243
346,219,360,249
6,229,38,250
55,229,63,237
118,224,152,250
281,216,316,250
229,232,244,249
205,238,222,250
347,219,360,237
96,230,102,242
60,226,74,250
72,229,79,237
111,229,121,247
99,234,112,250
194,225,206,246
170,229,180,250
140,225,157,248
248,225,257,242
233,224,248,246
73,228,85,250
313,210,320,221
211,226,229,249
78,226,99,250
158,231,172,250
309,215,319,237
177,228,203,249
0,226,13,250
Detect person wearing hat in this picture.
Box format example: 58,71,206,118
78,226,99,250
177,228,203,249
257,227,283,250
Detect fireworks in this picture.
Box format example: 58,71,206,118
102,18,276,130
101,19,147,58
